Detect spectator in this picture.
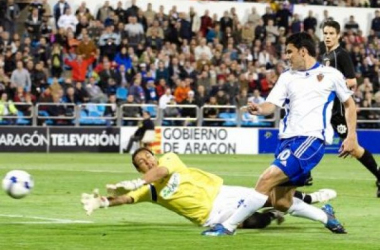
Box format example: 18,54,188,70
144,3,156,22
146,29,163,52
174,79,190,103
58,8,78,33
25,7,42,41
47,93,69,125
344,15,360,34
254,19,266,42
53,0,70,26
276,3,292,31
219,11,233,33
104,94,118,124
195,38,212,61
98,61,117,90
64,54,95,83
114,64,130,87
75,1,93,21
129,76,145,104
62,86,80,104
0,92,17,124
159,87,174,109
75,15,89,38
124,16,144,49
11,61,31,93
200,10,212,37
125,0,140,20
290,13,302,34
114,1,126,23
262,6,276,26
248,89,265,105
30,62,47,97
180,90,198,125
203,96,220,126
303,10,318,33
4,0,20,36
74,81,89,103
123,94,141,126
76,34,97,59
96,1,113,23
0,31,17,55
247,7,261,25
371,10,380,38
86,76,108,103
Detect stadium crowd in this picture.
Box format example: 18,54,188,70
0,0,379,126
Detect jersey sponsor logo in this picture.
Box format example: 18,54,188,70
160,173,180,199
317,73,324,82
336,124,347,134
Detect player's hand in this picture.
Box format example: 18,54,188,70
81,189,109,216
114,179,146,191
339,136,357,158
247,102,262,115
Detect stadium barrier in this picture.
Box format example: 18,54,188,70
1,103,380,128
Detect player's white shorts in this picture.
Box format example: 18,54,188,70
203,185,253,227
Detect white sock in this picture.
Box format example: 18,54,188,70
287,198,328,224
222,189,268,232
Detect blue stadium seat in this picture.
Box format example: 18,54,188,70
79,110,93,125
241,113,272,127
116,87,128,101
219,113,237,127
143,106,157,117
16,111,31,125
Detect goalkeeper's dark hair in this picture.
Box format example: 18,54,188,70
285,32,316,57
132,147,154,170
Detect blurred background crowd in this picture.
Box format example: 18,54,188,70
0,0,379,127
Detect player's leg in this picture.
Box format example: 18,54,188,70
272,186,346,234
294,189,337,204
350,145,380,197
240,210,285,229
204,185,283,230
201,164,288,236
333,115,380,197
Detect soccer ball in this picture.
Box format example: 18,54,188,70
2,170,34,199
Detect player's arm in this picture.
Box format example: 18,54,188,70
110,166,169,191
338,51,356,89
142,165,169,183
346,78,357,89
339,96,358,158
107,195,134,206
247,102,277,116
248,73,288,115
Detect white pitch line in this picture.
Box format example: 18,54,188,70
0,167,375,181
0,214,93,224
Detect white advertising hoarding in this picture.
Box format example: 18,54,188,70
121,127,258,154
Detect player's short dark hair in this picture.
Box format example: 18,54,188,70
285,32,316,57
322,20,341,34
131,147,154,170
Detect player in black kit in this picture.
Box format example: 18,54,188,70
322,21,380,197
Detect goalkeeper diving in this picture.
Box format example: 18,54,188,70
81,148,337,230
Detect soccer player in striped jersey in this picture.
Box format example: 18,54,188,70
202,32,355,236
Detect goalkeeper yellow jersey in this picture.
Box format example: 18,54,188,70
128,152,223,226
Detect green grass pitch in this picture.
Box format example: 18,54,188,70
0,153,379,250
